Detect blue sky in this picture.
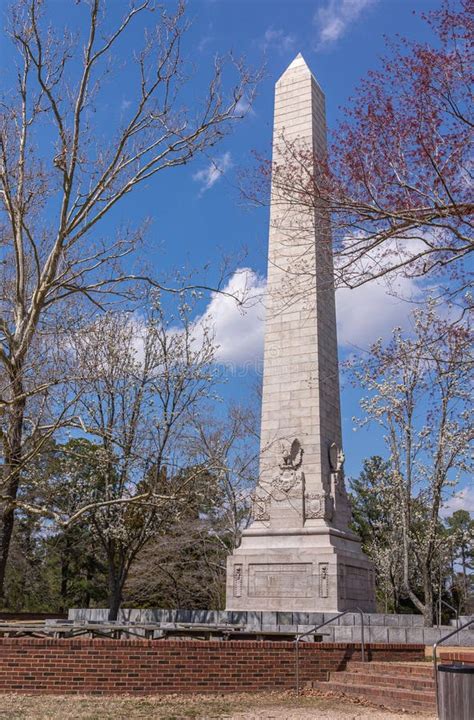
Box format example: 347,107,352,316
159,0,445,475
2,0,470,510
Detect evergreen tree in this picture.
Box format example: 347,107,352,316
445,509,474,614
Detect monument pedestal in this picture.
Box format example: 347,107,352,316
227,524,375,613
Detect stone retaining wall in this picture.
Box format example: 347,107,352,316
70,608,429,626
0,639,424,695
68,609,474,646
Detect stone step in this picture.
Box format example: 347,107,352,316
332,669,435,691
346,660,434,678
311,679,436,713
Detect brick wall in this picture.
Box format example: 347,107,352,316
0,640,424,695
440,649,474,664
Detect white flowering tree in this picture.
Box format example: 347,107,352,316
49,298,218,619
352,301,473,625
350,456,404,612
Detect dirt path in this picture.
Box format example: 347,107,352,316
0,692,436,720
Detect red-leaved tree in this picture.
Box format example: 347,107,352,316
251,0,473,300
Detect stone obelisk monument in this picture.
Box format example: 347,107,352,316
226,55,375,612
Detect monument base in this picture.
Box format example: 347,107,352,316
226,524,376,613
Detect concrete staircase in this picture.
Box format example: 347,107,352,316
311,660,437,714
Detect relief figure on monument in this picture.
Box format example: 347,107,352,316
251,491,270,521
329,442,346,495
271,438,305,499
329,441,352,526
304,492,333,520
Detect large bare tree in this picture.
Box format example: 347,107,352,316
0,0,257,596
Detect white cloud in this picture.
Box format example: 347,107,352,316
336,275,422,349
441,487,474,518
197,35,212,53
261,27,296,54
194,268,266,365
314,0,377,49
193,265,423,365
192,152,232,194
335,233,428,348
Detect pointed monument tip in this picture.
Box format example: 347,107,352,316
277,53,323,90
287,53,308,70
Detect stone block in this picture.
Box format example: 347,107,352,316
140,609,163,622
405,628,424,644
456,631,474,646
423,628,443,645
367,614,387,626
323,613,339,625
279,624,297,634
246,611,262,629
306,613,325,626
368,627,389,643
393,614,411,626
229,611,247,625
261,612,278,627
277,612,293,625
175,609,193,623
333,626,353,641
322,627,335,641
191,610,217,624
292,612,311,625
384,615,401,627
388,627,408,643
339,613,356,626
297,624,316,635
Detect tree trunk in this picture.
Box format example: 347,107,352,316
394,587,400,614
107,561,125,622
423,566,434,627
84,557,94,608
0,375,26,599
401,524,426,620
0,476,21,600
108,585,122,622
461,545,468,610
60,534,71,613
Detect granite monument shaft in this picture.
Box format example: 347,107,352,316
226,55,376,613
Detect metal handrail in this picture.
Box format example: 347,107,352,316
294,607,366,695
432,617,474,718
438,598,459,629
